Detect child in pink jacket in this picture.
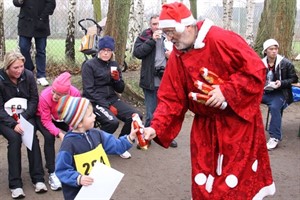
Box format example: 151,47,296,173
36,72,81,191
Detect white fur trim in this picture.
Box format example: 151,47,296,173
252,160,258,172
205,174,214,193
159,15,196,29
175,23,185,33
225,174,238,188
181,15,196,26
194,173,207,185
194,19,214,49
216,153,224,176
159,19,178,28
252,182,276,200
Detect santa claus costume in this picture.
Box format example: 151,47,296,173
151,2,275,200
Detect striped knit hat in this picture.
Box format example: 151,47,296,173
56,95,90,129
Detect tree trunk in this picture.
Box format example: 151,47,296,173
65,0,76,62
92,0,101,22
254,0,296,58
0,0,5,60
190,0,197,19
127,0,144,57
105,0,131,67
222,0,234,30
245,0,255,47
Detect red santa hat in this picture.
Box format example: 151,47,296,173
159,2,196,33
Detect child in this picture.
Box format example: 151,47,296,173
36,71,81,191
55,95,137,200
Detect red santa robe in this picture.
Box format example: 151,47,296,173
151,19,275,200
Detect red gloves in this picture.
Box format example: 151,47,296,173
109,105,118,115
111,70,120,81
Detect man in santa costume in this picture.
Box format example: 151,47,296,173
144,2,275,200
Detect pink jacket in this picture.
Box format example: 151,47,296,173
37,86,81,136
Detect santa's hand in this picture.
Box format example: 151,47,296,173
143,127,157,140
205,85,226,108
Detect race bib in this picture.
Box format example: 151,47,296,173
4,97,27,115
74,144,110,175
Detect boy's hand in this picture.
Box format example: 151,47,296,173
129,127,138,141
80,175,94,186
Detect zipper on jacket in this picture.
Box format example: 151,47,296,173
84,132,94,149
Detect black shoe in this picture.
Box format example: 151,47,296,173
136,140,151,150
169,140,178,148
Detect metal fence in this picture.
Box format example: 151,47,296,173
3,0,300,65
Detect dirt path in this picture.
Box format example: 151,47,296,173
0,101,299,199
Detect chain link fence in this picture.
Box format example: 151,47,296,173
3,0,300,66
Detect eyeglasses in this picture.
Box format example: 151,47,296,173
163,29,176,37
100,49,112,53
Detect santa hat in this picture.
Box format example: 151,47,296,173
262,39,279,54
52,72,71,94
56,95,90,129
159,2,196,33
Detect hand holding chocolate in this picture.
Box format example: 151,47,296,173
132,113,148,150
189,68,227,110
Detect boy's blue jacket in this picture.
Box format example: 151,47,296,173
55,128,132,200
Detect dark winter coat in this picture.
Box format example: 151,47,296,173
0,69,39,128
81,57,125,108
133,28,165,90
13,0,56,37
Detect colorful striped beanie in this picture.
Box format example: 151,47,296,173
56,95,90,129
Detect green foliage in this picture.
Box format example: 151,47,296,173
294,61,300,77
5,39,86,63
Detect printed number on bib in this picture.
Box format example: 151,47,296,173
74,144,110,175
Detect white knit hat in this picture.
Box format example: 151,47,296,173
158,2,196,33
262,39,279,54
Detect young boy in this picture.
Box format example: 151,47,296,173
55,95,137,200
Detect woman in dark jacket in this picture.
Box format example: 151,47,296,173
0,51,47,199
82,36,142,159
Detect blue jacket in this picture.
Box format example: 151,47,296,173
55,128,132,200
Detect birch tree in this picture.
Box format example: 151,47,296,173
222,0,234,30
245,0,255,47
254,0,296,58
65,0,76,62
0,0,5,60
127,0,144,56
92,0,101,22
190,0,197,19
105,0,131,67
